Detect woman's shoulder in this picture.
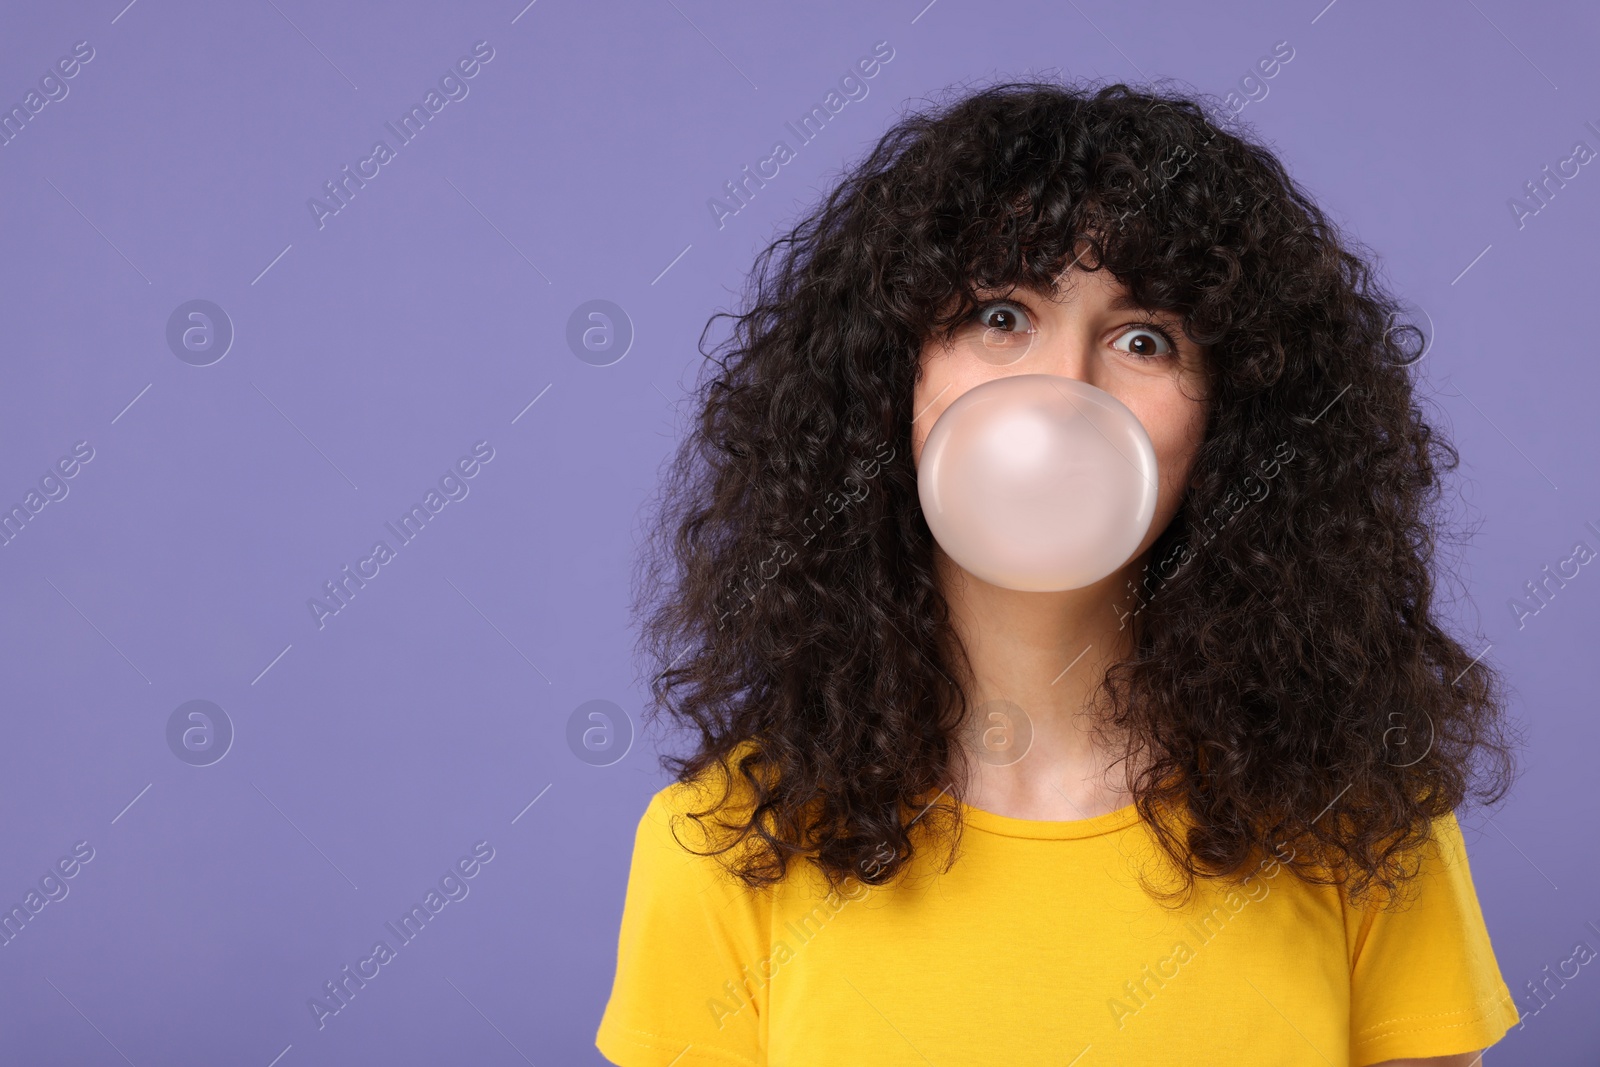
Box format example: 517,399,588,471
1337,809,1521,1062
601,743,777,1065
636,739,774,872
1334,809,1478,913
646,738,765,812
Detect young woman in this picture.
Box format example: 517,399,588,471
598,81,1521,1066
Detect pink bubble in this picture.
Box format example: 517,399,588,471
917,374,1159,591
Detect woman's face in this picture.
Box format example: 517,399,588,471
911,263,1212,570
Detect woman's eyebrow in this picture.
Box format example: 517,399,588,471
970,283,1033,298
970,284,1183,325
1106,292,1175,317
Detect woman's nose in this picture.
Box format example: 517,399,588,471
1021,338,1092,386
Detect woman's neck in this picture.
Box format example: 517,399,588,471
936,546,1146,821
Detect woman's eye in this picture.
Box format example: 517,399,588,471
973,301,1033,334
963,300,1038,365
1112,325,1176,361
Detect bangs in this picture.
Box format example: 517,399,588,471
921,196,1201,351
874,103,1225,351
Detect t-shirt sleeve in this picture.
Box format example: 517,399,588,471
1345,811,1521,1066
596,783,772,1067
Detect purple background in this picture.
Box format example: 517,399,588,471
1,0,1597,1063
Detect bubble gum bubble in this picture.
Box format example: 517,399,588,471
917,374,1159,591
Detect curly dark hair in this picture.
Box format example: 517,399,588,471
629,78,1520,907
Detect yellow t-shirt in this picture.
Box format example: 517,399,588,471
596,770,1519,1067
